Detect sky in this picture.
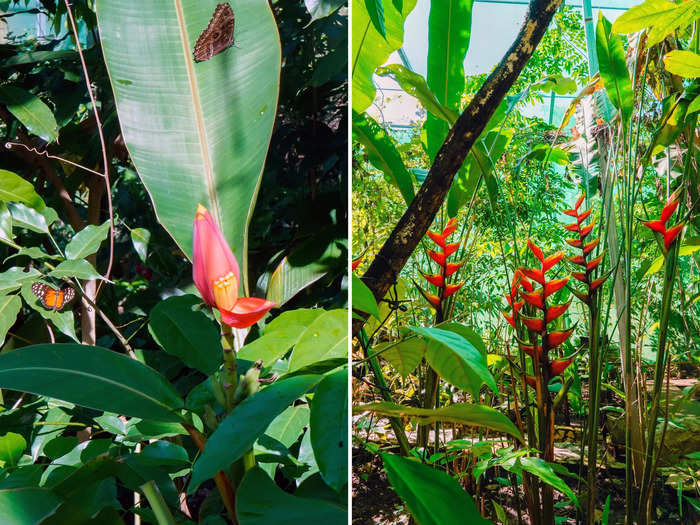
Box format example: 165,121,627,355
370,0,634,128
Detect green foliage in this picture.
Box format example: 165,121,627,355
0,0,347,522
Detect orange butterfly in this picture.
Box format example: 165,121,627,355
31,282,75,311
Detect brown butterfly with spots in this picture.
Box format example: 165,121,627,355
31,282,75,311
193,3,235,62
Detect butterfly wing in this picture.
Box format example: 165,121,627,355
31,282,74,311
193,3,235,62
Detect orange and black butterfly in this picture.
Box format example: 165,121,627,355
31,282,75,311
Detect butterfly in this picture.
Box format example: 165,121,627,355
193,3,235,62
31,282,75,311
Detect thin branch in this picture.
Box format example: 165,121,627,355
4,141,104,178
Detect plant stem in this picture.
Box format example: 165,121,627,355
140,480,176,525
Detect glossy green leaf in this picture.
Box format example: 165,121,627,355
0,85,58,142
596,13,633,127
0,201,12,245
130,227,150,263
0,170,45,210
139,441,190,470
20,282,78,342
0,294,21,346
424,0,474,160
0,432,26,467
352,0,417,112
97,0,281,288
611,0,699,46
148,295,222,375
440,323,487,356
351,274,379,319
237,467,347,524
376,64,458,124
365,0,386,38
0,344,184,422
646,240,700,275
237,308,324,366
352,110,414,204
664,50,700,78
530,74,577,95
377,338,425,378
688,94,700,115
266,405,310,449
48,259,102,280
4,246,61,262
7,202,48,233
355,401,522,441
0,488,63,525
64,221,110,260
409,326,497,398
0,267,40,295
310,368,348,492
263,256,328,307
189,374,321,492
518,456,580,508
382,453,492,525
288,309,348,372
304,0,345,21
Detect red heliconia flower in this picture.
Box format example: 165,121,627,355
421,218,464,311
520,343,542,358
502,269,534,328
563,194,608,304
643,190,684,251
352,256,363,271
524,375,537,388
443,282,464,298
550,356,576,376
193,205,275,328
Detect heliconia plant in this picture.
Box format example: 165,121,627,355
418,218,464,319
638,188,686,517
563,194,608,519
642,189,684,253
502,239,576,524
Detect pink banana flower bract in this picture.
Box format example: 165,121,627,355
193,204,275,328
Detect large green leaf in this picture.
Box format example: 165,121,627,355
148,295,222,375
352,0,416,112
97,0,281,289
0,294,21,347
263,256,328,307
664,50,700,78
352,110,414,204
0,344,184,422
0,85,58,142
0,488,63,525
381,453,492,525
237,467,346,524
288,309,347,372
310,368,348,492
596,13,633,127
354,401,522,440
611,0,700,47
189,374,322,492
517,457,580,508
424,0,474,160
351,273,380,319
377,338,425,377
0,267,40,295
375,64,458,124
48,259,102,280
0,170,45,210
0,432,26,467
237,308,324,366
408,326,497,398
64,221,110,260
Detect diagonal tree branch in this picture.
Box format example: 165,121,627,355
354,0,564,337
